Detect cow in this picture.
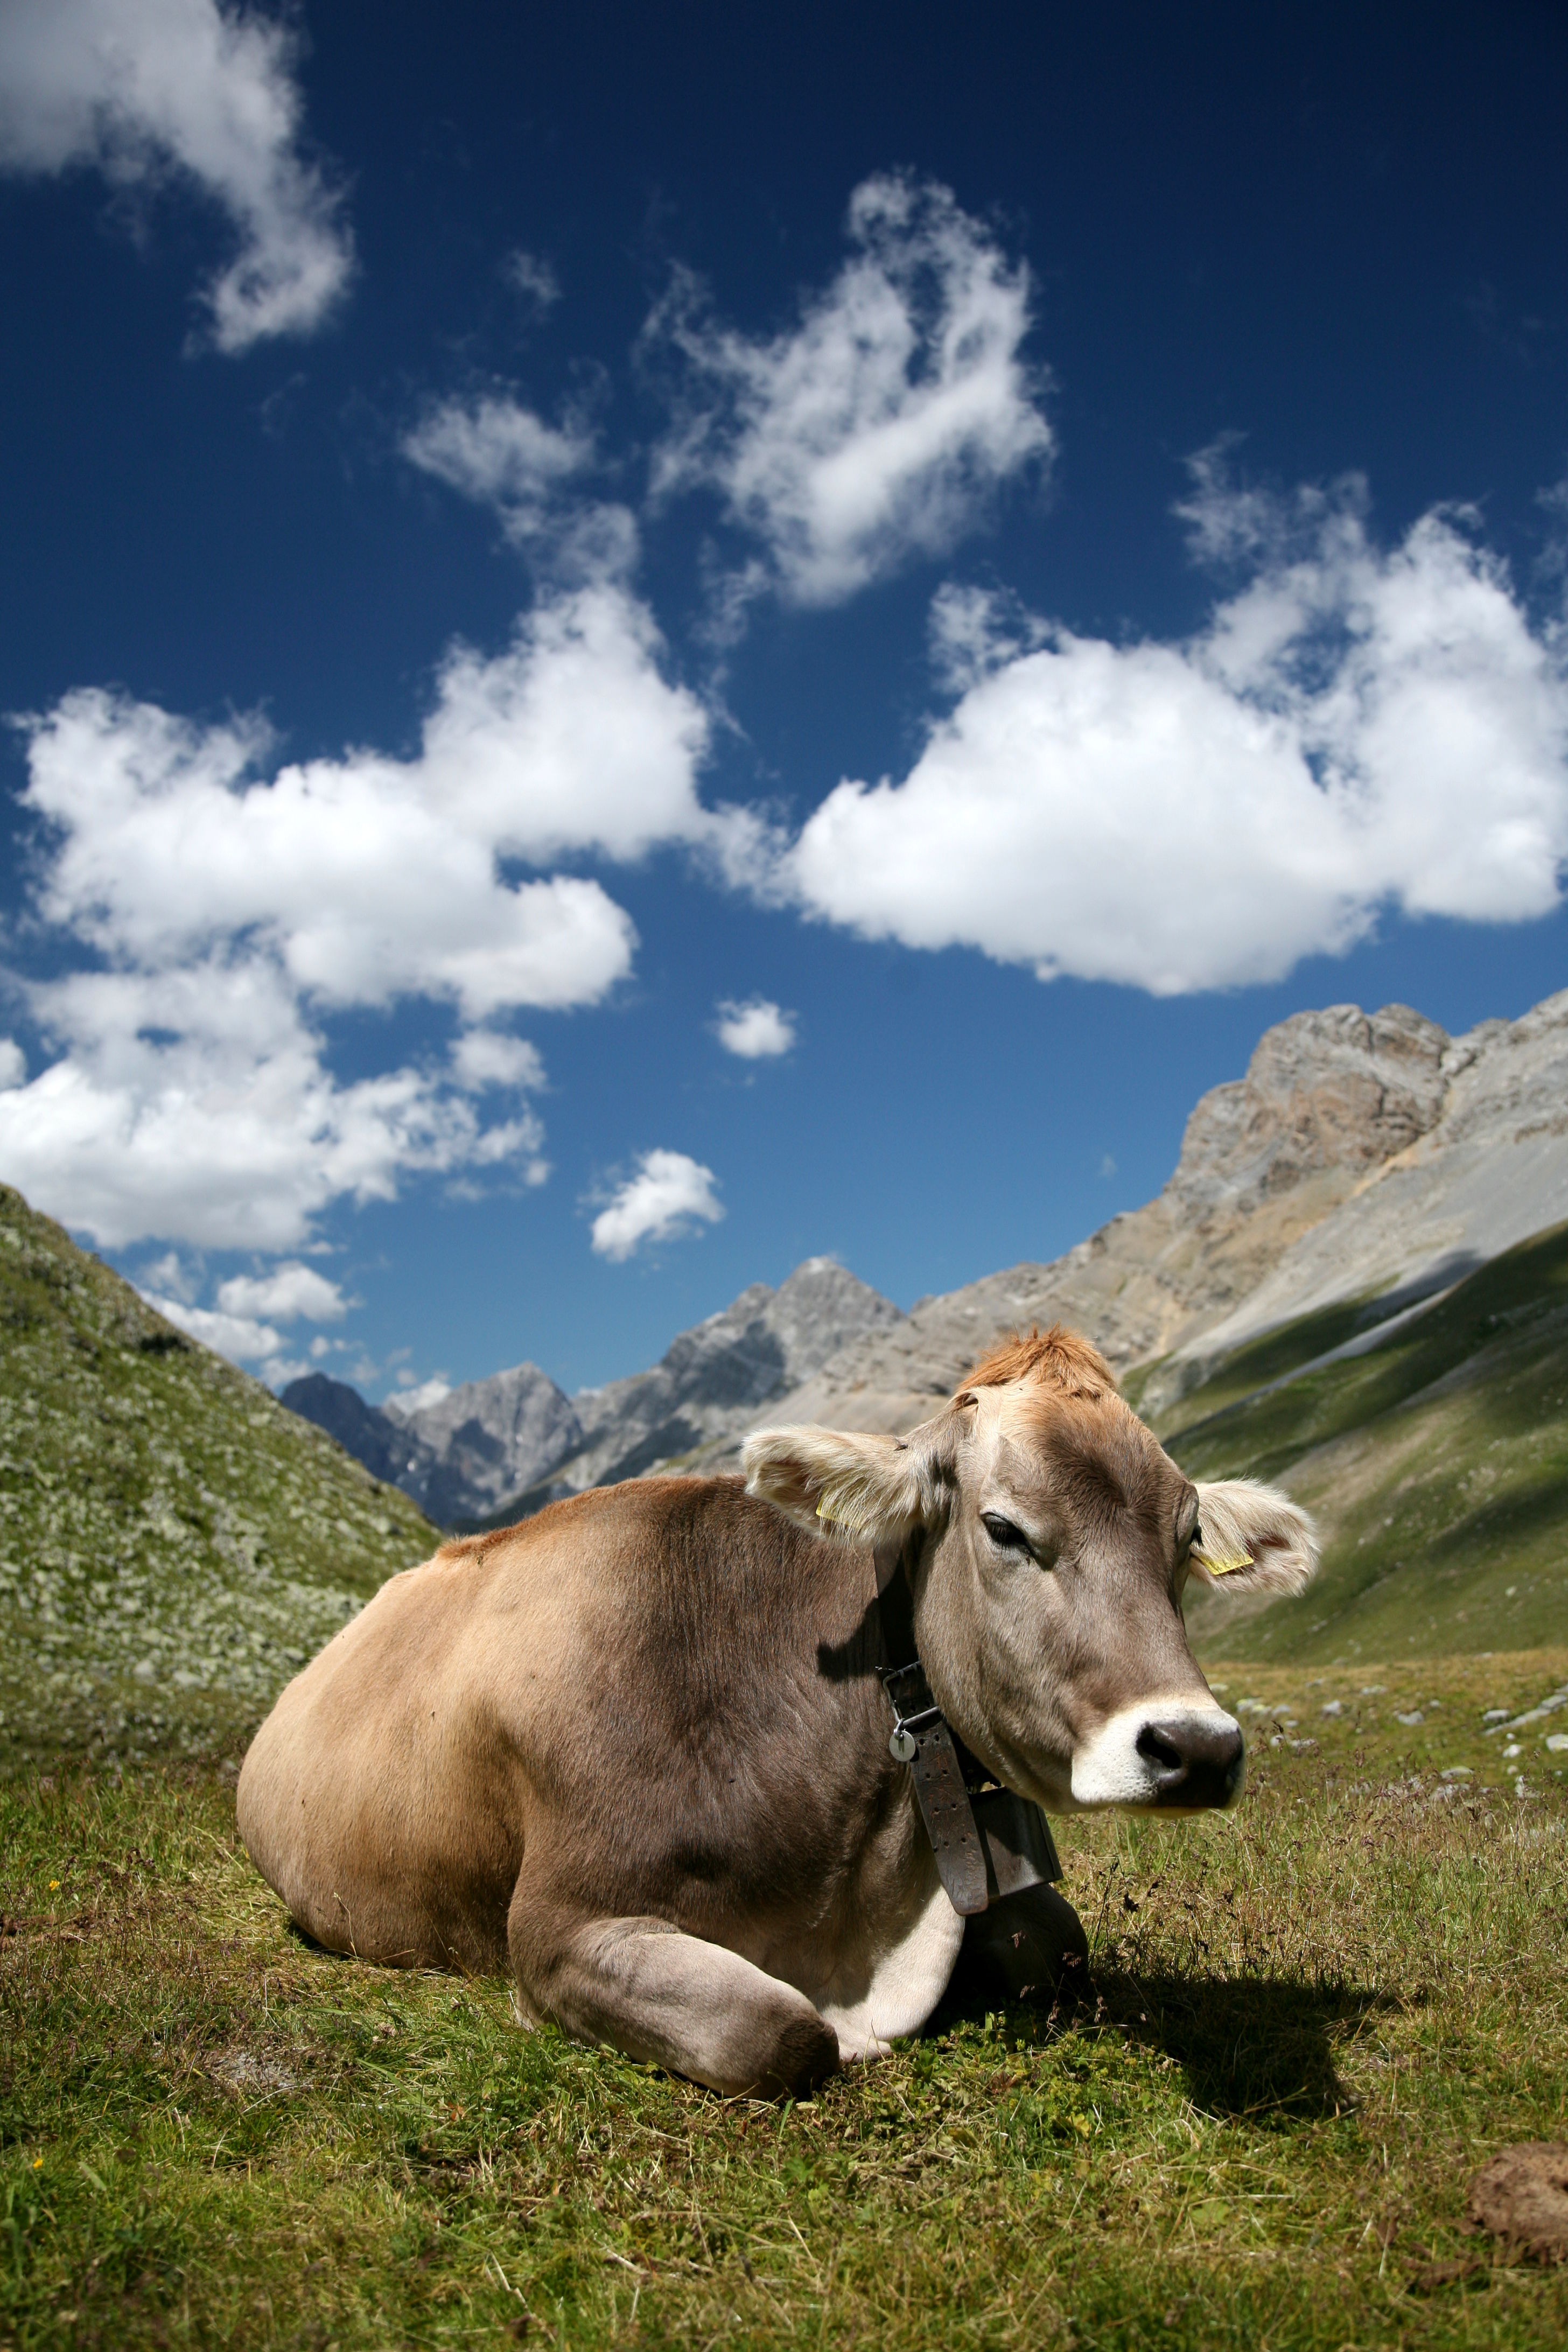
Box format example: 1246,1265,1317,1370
237,1326,1315,2097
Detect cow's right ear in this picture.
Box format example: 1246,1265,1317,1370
743,1414,958,1544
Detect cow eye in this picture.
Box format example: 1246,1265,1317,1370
981,1511,1030,1552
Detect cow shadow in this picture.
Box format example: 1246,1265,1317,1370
932,1952,1389,2120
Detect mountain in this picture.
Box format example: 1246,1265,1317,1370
280,1370,436,1489
0,1186,437,1771
383,1360,583,1522
283,1256,906,1525
269,986,1568,1665
548,1256,906,1497
282,1362,583,1524
702,992,1568,1451
1167,1216,1568,1664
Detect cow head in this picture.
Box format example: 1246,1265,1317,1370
743,1325,1315,1814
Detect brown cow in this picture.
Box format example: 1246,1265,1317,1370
237,1327,1314,2096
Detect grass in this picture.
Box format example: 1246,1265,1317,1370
4,1179,1567,2341
0,1186,436,1775
1165,1224,1568,1663
3,1648,1566,2350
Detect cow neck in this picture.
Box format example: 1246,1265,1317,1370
871,1538,990,1917
871,1538,1065,1920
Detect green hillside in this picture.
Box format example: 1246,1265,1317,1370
1161,1221,1568,1665
0,1186,437,1774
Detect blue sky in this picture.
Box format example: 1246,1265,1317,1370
2,0,1566,1401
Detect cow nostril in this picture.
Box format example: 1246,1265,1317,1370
1135,1723,1185,1774
1136,1714,1245,1806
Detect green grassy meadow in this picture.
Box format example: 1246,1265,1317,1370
1161,1223,1568,1665
4,1182,1568,2344
3,1648,1566,2351
0,1186,435,1777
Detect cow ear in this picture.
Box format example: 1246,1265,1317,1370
1191,1478,1318,1595
744,1413,957,1543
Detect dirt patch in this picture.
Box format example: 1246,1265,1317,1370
1466,2141,1568,2263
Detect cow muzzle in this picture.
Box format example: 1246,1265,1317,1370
1068,1699,1245,1811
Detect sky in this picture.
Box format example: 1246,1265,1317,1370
1,0,1566,1404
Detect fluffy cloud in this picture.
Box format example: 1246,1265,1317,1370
715,998,796,1058
1,581,717,1247
450,1031,547,1092
590,1149,724,1262
648,173,1050,607
403,394,595,542
0,962,540,1249
0,1040,24,1089
783,475,1568,992
22,585,713,996
384,1376,451,1419
0,0,352,351
146,1293,282,1362
215,1261,346,1322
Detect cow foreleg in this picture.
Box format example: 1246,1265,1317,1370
509,1900,841,2098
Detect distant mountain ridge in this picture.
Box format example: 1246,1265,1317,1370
283,1255,905,1525
703,990,1568,1454
283,989,1568,1619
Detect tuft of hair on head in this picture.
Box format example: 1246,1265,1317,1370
958,1322,1115,1402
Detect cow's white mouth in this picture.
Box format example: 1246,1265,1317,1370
1069,1696,1246,1811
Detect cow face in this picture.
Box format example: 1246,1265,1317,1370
743,1326,1316,1815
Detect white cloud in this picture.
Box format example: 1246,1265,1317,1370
715,997,796,1058
590,1149,724,1261
145,1291,281,1361
141,1247,197,1300
215,1261,347,1322
1,580,721,1247
506,250,561,314
385,1376,450,1418
0,0,352,351
927,581,1047,695
0,1040,24,1089
782,474,1568,992
649,172,1051,607
403,394,594,542
450,1030,547,1092
0,961,542,1248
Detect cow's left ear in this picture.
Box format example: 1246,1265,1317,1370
1191,1478,1318,1595
743,1410,961,1543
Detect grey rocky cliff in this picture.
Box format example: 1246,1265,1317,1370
384,1361,583,1524
287,1256,906,1525
283,987,1568,1513
281,1372,436,1492
542,1257,905,1497
1156,987,1568,1398
700,991,1568,1455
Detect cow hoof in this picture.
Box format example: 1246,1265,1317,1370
753,2009,841,2100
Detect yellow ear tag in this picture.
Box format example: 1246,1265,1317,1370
1191,1544,1252,1576
815,1497,843,1525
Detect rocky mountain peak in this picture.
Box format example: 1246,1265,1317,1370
562,1258,905,1489
766,1256,906,1379
1167,1001,1452,1222
384,1361,583,1524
